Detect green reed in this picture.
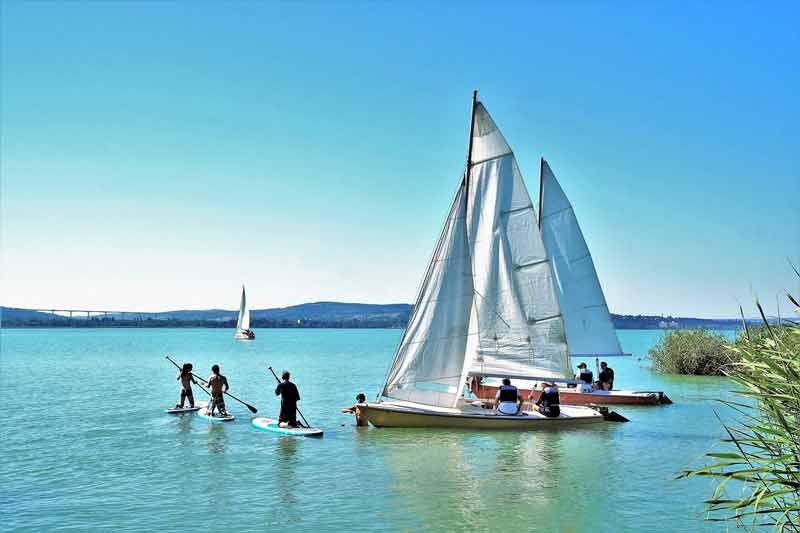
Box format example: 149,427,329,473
679,290,800,531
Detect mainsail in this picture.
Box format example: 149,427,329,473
236,285,250,332
463,104,570,383
381,96,571,408
539,160,623,357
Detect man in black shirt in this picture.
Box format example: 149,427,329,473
598,361,615,391
275,370,301,428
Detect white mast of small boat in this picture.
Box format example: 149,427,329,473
234,284,255,340
362,92,615,429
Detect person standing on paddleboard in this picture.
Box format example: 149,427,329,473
207,364,230,417
275,370,301,428
176,363,197,409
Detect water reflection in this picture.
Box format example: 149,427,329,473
271,437,301,520
175,413,193,434
362,426,620,530
206,423,228,454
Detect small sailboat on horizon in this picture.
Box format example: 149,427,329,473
234,285,255,340
361,91,622,429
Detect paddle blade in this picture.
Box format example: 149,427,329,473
247,404,258,414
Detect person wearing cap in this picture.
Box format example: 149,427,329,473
534,382,560,418
574,362,594,393
494,378,522,415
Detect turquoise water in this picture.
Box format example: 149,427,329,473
1,328,738,531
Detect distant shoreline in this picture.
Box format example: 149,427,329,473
1,303,753,330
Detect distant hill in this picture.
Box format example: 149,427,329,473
1,303,761,330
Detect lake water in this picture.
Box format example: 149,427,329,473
1,328,739,531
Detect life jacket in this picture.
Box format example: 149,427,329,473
498,384,519,403
540,386,560,406
578,369,593,384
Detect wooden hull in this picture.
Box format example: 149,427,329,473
473,383,670,406
361,402,604,429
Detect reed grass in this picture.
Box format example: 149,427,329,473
678,286,800,531
649,329,733,375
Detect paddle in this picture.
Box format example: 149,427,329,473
268,366,311,429
165,356,258,414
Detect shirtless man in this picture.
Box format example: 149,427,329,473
341,393,368,427
175,362,197,409
207,364,230,417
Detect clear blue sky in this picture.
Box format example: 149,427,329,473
1,1,798,318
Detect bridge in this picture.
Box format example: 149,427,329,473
29,309,178,321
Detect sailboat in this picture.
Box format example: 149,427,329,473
470,159,670,405
234,285,255,340
361,92,618,429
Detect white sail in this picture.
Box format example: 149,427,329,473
382,181,475,408
382,99,571,408
539,160,623,357
464,104,571,383
236,285,250,332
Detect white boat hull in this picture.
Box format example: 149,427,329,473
234,330,255,340
361,401,604,429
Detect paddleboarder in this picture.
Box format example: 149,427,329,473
207,364,230,417
341,393,368,427
275,370,301,428
175,362,197,409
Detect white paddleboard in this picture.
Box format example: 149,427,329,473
197,407,235,422
166,400,207,414
252,417,323,437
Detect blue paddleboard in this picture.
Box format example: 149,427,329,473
252,417,323,437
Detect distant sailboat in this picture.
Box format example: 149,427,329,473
234,285,255,340
471,160,670,405
360,92,616,429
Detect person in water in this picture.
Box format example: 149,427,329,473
275,370,301,428
495,378,522,415
598,361,615,391
175,363,197,409
341,393,368,427
207,364,230,417
534,382,561,418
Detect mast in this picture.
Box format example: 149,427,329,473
538,157,545,228
452,90,479,408
465,90,478,215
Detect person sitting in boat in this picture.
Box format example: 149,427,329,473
494,378,522,415
534,382,560,418
207,364,230,417
275,370,301,428
175,362,197,409
573,362,594,392
341,393,368,427
245,329,255,339
598,361,614,391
